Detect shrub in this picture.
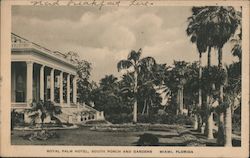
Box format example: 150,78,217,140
137,113,193,125
26,100,62,127
232,113,241,133
106,113,132,124
174,114,193,125
161,113,176,124
11,110,25,129
137,133,159,146
137,114,151,123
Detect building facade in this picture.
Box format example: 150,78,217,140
11,33,104,124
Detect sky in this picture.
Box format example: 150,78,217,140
12,6,238,82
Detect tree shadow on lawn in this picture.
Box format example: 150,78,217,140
133,133,188,146
133,130,242,147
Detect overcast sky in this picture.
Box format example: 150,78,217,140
12,6,237,82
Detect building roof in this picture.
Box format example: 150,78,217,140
11,33,77,67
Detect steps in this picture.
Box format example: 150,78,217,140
54,103,104,124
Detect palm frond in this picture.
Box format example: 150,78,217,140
139,56,156,71
117,60,133,72
127,49,142,62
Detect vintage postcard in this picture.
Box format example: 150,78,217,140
0,0,249,157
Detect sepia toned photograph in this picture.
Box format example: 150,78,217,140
1,0,249,157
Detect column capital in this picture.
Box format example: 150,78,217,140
50,68,55,74
26,61,33,65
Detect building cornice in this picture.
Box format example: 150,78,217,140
11,33,77,68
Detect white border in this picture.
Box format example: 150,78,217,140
1,0,249,157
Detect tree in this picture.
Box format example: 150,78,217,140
117,48,156,123
100,75,118,92
164,61,190,115
201,66,226,139
138,84,162,116
203,6,240,146
223,61,241,146
65,51,94,105
186,7,212,131
187,6,241,143
27,100,62,127
91,74,132,123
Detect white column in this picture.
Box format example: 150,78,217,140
50,68,54,102
67,74,70,106
26,61,33,104
73,76,77,104
40,65,44,100
59,71,63,105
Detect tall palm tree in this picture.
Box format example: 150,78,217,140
187,6,241,144
200,6,240,146
186,7,212,132
117,48,156,123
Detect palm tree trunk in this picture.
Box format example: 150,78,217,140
194,114,199,130
206,46,214,138
207,47,211,66
133,70,138,123
147,100,150,115
196,52,202,131
224,68,232,147
142,100,146,115
198,52,202,107
179,86,184,115
207,96,214,139
177,90,180,115
224,104,232,146
218,47,223,68
218,47,226,144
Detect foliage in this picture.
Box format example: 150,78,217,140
187,6,241,49
65,51,94,104
201,66,227,93
21,130,60,141
11,110,25,129
106,113,133,124
90,74,132,124
163,61,200,114
117,49,158,122
26,100,62,126
77,60,94,104
137,113,193,125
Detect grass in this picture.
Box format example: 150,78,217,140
12,126,142,146
11,125,241,146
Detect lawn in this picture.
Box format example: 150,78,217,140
11,125,186,146
11,125,241,146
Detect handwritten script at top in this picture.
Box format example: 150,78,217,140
30,0,154,10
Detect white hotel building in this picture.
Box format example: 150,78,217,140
11,33,104,124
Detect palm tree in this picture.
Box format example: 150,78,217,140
27,100,62,128
117,48,156,123
186,7,211,131
138,84,162,116
201,6,240,146
165,61,189,115
187,6,241,143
